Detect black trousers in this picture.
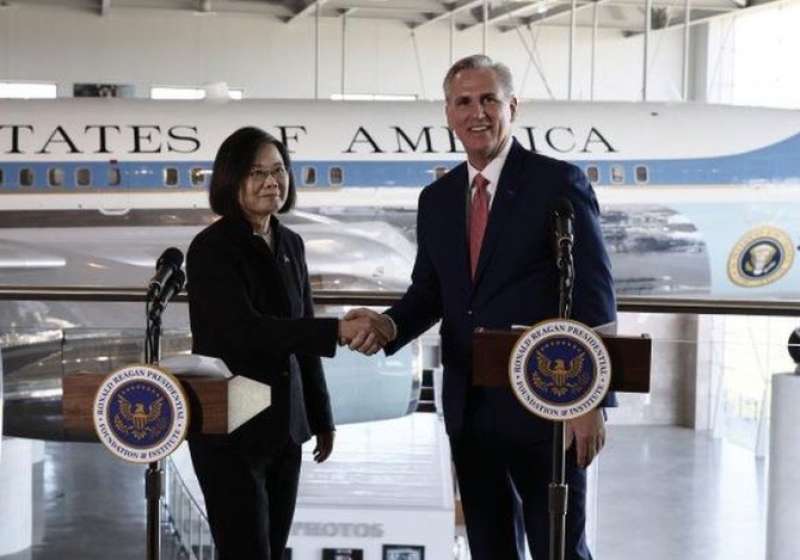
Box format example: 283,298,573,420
188,437,302,560
451,391,593,560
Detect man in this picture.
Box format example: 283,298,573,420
347,54,616,559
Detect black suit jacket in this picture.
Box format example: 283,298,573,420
385,139,617,439
187,214,338,454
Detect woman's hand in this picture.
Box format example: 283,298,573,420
338,310,395,355
313,430,335,463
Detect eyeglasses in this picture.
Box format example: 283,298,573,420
249,167,288,184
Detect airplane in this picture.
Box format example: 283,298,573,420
1,98,799,440
1,97,799,298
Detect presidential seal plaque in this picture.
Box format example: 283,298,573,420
509,319,611,421
93,364,189,464
727,226,795,288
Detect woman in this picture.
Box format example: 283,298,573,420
186,127,367,560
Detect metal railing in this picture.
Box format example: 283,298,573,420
1,284,798,557
164,456,215,560
2,285,800,316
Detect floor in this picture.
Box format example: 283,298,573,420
0,422,767,560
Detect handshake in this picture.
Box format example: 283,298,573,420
337,308,396,356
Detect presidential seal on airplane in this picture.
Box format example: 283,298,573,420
728,225,795,288
92,364,189,464
509,320,612,421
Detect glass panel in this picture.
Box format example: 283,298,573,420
1,299,798,558
586,165,599,183
635,165,649,184
0,167,4,185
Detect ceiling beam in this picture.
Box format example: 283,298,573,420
288,0,329,24
627,3,744,33
499,0,604,32
464,0,736,30
412,0,485,30
461,0,552,31
602,0,737,9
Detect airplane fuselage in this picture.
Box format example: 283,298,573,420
1,98,800,298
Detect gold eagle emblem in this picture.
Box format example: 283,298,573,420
533,350,590,397
113,395,168,441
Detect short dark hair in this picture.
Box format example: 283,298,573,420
443,54,515,100
208,127,296,218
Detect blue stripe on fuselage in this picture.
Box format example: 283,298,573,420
1,131,800,190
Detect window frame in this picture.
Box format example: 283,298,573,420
610,165,625,185
76,167,92,187
20,168,35,187
328,166,344,186
164,167,179,187
634,164,650,185
302,166,317,186
586,165,600,184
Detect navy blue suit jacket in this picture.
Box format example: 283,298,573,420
385,139,616,439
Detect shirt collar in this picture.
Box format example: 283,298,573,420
467,136,513,199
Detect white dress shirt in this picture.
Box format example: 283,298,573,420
466,136,514,210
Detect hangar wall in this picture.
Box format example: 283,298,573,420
0,3,690,101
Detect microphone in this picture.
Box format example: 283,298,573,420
147,247,184,301
553,197,575,256
553,197,575,319
148,268,185,320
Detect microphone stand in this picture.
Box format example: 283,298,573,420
144,292,163,560
550,233,574,560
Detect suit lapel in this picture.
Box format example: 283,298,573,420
471,139,525,292
439,164,472,298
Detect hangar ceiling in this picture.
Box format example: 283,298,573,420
1,0,773,35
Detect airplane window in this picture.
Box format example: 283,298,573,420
302,167,316,186
611,165,625,185
329,166,343,186
434,166,448,180
190,168,208,186
20,168,34,187
108,167,121,186
76,168,91,187
48,168,65,187
635,165,649,184
586,165,599,184
164,167,179,187
0,168,4,186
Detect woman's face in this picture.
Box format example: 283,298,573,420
238,143,288,226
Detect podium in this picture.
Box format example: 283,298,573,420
472,326,651,560
473,328,652,393
61,370,271,559
62,372,271,441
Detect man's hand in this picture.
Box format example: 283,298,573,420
339,308,396,355
565,408,606,468
313,431,335,463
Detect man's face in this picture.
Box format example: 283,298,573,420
445,67,518,170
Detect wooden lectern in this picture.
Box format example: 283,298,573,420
472,328,652,393
62,373,272,441
472,327,651,560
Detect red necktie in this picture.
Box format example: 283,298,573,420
469,173,490,279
